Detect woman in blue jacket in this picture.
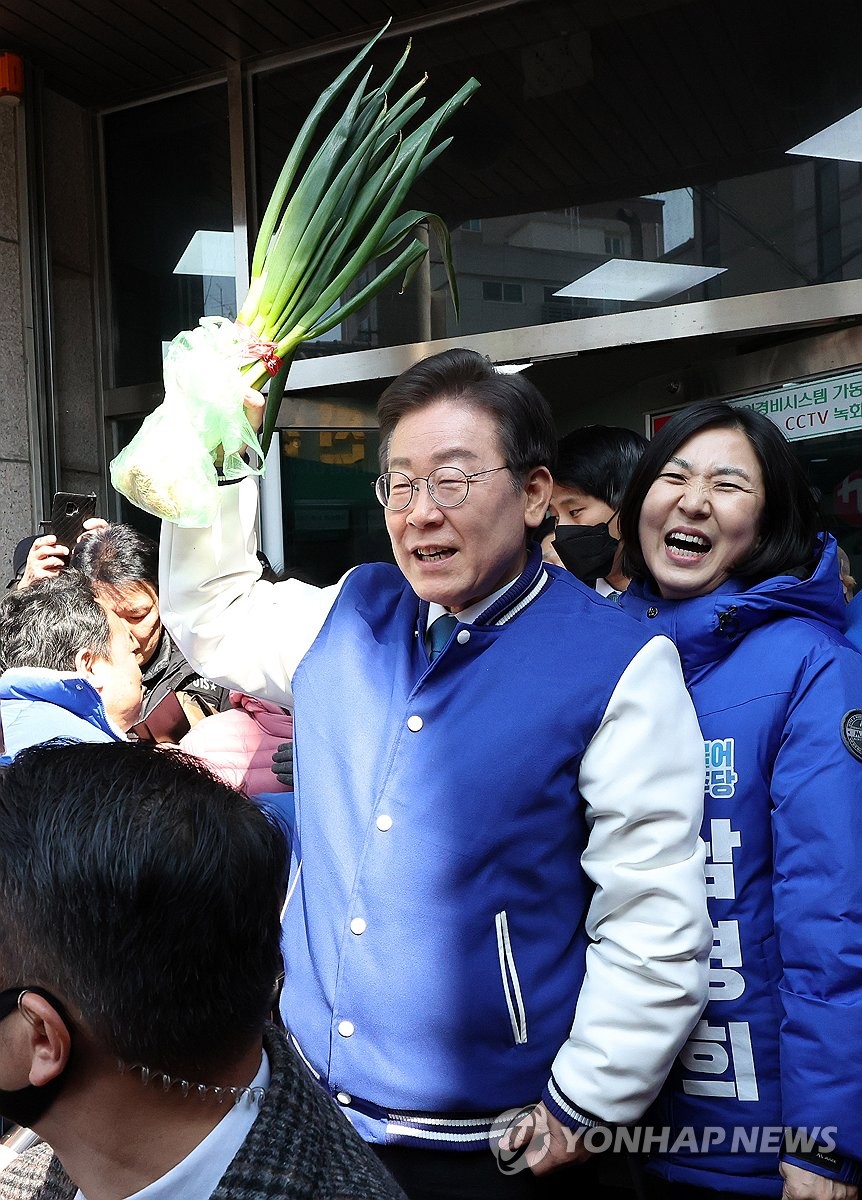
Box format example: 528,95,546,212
617,400,862,1200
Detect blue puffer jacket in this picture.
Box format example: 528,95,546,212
622,537,862,1195
0,667,124,761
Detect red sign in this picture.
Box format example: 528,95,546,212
834,471,862,526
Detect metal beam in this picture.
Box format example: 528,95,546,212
281,279,862,397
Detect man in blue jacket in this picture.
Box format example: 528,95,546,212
0,570,142,759
159,348,712,1198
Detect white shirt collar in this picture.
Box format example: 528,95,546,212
594,577,615,598
74,1050,270,1200
426,577,521,631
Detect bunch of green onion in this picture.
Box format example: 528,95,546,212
237,23,480,452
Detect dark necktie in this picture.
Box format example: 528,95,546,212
428,613,457,660
607,590,622,604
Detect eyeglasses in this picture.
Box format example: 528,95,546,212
374,465,510,512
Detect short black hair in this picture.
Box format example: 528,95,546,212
554,425,648,509
71,524,159,592
377,348,557,481
0,741,287,1078
0,570,111,673
618,400,822,586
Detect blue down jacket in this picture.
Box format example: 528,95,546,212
0,667,124,761
623,537,862,1195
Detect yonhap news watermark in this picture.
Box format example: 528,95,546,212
489,1106,837,1175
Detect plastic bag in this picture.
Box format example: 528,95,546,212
110,316,266,528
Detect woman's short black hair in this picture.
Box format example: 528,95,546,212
618,400,823,588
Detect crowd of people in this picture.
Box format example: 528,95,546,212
0,347,861,1200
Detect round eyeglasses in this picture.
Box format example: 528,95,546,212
374,465,510,512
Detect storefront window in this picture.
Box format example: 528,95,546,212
796,431,862,586
252,1,862,357
103,84,234,388
278,429,391,585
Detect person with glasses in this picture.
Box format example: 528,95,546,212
158,347,710,1199
0,741,406,1200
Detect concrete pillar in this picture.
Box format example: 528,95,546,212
0,103,34,582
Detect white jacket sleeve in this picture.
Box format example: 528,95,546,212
158,478,345,709
544,634,711,1127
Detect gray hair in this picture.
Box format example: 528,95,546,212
0,570,111,673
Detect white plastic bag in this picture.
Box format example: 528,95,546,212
110,317,266,527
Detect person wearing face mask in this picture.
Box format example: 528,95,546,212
542,426,647,599
617,400,862,1200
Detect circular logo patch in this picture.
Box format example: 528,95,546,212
841,710,862,763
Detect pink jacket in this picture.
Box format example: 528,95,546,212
179,690,293,797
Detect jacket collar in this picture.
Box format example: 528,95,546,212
623,535,844,672
416,541,549,635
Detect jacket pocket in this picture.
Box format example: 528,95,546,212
495,910,528,1045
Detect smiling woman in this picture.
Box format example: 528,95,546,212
617,400,862,1199
620,401,821,596
636,426,766,600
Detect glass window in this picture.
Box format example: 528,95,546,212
102,85,234,388
482,280,524,303
795,431,862,588
278,429,391,586
252,1,862,356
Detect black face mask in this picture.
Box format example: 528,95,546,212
0,986,72,1127
553,522,619,584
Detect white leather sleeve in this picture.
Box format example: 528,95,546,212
158,478,345,708
547,634,711,1126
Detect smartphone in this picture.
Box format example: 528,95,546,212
129,690,191,745
46,491,98,548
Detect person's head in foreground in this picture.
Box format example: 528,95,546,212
618,400,821,600
0,743,286,1179
0,570,143,734
71,524,163,667
546,424,648,588
375,348,555,613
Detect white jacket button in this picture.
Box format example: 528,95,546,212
376,814,393,831
336,1092,352,1105
407,714,423,731
337,1019,355,1037
350,917,367,935
456,629,470,644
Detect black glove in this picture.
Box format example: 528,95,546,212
271,742,294,790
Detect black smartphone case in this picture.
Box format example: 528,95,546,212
48,492,97,547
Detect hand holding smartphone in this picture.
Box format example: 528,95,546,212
46,492,98,548
15,493,104,589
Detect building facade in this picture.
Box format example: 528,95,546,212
2,0,862,582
